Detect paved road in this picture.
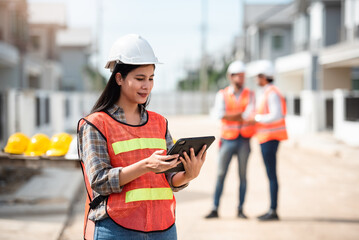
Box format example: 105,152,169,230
1,115,358,240
59,115,359,240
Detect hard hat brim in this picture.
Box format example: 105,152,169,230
46,149,67,157
104,60,163,69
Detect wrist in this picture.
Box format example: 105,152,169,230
140,158,151,173
172,171,191,187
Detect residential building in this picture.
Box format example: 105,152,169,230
243,0,359,146
27,2,66,90
57,28,92,91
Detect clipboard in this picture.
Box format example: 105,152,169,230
158,136,215,174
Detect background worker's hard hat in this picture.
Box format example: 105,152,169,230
254,60,275,78
46,132,73,157
4,133,30,154
104,34,162,72
227,60,245,74
24,133,51,156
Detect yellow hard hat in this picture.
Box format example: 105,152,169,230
46,133,73,157
4,133,30,154
24,133,51,156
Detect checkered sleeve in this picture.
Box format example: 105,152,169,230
79,122,123,196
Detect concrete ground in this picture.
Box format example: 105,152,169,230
1,115,359,240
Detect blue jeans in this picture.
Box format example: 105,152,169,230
260,140,280,210
212,135,251,211
94,217,177,240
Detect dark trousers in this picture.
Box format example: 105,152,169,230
260,140,279,210
213,135,251,211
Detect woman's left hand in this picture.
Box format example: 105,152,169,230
180,145,207,181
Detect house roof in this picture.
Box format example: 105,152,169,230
244,3,295,27
28,3,66,27
57,28,92,47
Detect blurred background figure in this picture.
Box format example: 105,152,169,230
205,60,255,219
248,60,288,221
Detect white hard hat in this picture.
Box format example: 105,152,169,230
65,136,78,160
255,60,274,77
105,34,162,72
227,60,245,74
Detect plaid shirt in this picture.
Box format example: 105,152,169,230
78,104,188,221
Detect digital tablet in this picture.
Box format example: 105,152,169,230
158,136,215,174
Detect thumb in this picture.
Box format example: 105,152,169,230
154,150,165,155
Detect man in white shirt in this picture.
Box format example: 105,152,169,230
205,60,255,219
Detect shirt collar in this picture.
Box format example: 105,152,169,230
229,85,243,94
107,104,147,123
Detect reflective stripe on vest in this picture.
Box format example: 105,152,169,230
112,138,166,155
126,188,173,203
221,87,256,139
256,85,288,144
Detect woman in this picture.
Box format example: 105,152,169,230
78,34,207,240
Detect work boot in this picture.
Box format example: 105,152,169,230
205,210,219,219
257,209,279,221
237,209,248,219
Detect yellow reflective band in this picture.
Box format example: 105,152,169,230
112,138,166,155
125,188,173,203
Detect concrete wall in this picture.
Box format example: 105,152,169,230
334,89,359,146
321,67,351,90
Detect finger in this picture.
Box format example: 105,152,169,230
182,151,191,161
179,157,187,168
201,151,207,162
190,148,195,159
154,150,165,155
158,154,179,161
165,158,179,167
197,145,207,158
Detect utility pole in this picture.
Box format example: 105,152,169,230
199,0,209,113
95,0,103,89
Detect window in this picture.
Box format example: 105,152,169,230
31,35,40,50
36,97,41,127
65,98,70,118
326,99,334,129
29,75,40,89
45,97,50,124
345,97,359,122
294,98,301,116
272,35,283,50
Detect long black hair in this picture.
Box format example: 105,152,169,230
91,63,151,113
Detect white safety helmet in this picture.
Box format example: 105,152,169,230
255,60,274,78
227,60,245,74
65,136,78,160
105,34,162,72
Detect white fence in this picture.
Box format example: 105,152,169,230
285,89,359,147
0,90,216,147
1,88,358,147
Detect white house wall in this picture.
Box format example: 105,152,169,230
19,91,36,137
334,89,359,146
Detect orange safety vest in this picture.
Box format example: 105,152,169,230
255,85,288,144
221,87,256,139
78,110,176,238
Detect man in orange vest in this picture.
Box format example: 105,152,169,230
249,60,288,221
205,60,255,219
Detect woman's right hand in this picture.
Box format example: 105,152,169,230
144,150,180,173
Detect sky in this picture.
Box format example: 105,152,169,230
28,0,292,91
